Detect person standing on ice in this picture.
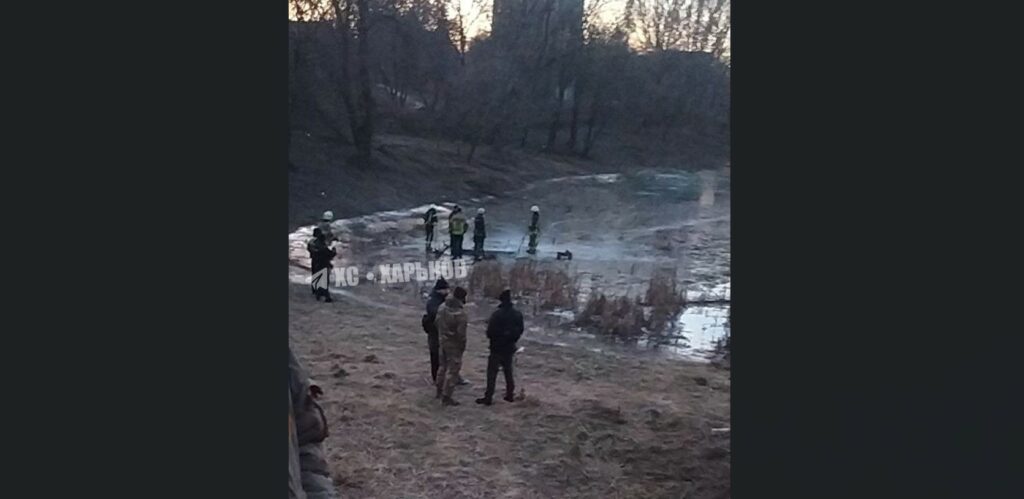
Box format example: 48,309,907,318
448,207,468,260
527,205,540,254
317,211,336,243
472,207,487,261
423,205,438,252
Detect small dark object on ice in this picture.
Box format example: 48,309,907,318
694,376,708,386
363,354,380,363
556,250,573,260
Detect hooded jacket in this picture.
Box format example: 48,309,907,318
486,302,524,353
434,295,468,346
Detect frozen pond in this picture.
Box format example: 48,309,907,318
289,168,730,361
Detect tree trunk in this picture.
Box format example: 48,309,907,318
582,111,597,158
546,84,565,150
332,0,360,150
354,0,375,162
581,94,602,158
567,89,580,152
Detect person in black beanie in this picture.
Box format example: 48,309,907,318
476,289,524,405
422,278,449,383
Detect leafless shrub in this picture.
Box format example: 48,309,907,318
536,268,577,311
644,267,686,332
468,260,505,299
577,268,687,337
508,259,540,293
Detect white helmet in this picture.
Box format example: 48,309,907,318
530,205,539,212
477,208,485,214
322,210,334,221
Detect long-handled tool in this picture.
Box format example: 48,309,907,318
514,233,528,256
432,243,451,258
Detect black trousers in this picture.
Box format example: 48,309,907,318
484,350,515,400
473,235,485,259
427,331,440,382
451,234,464,259
425,224,435,245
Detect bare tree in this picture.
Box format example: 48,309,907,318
622,0,730,54
289,0,729,164
353,0,375,161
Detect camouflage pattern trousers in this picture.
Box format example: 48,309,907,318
435,339,465,398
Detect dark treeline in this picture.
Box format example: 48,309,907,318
289,0,730,164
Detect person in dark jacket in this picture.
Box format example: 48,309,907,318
423,206,438,252
476,289,524,405
422,278,449,383
307,228,336,302
472,208,486,261
422,278,469,387
317,211,337,244
527,205,540,255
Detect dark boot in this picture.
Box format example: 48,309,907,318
442,396,460,406
503,393,515,403
475,397,492,406
436,387,442,399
